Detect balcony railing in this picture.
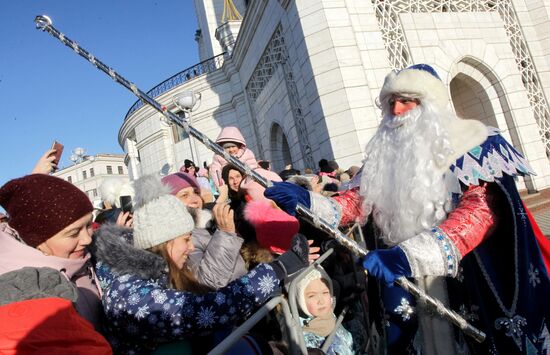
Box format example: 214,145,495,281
124,53,226,120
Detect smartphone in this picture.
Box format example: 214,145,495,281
120,195,133,213
51,140,64,167
216,171,224,186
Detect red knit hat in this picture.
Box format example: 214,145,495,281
0,174,93,247
244,200,300,254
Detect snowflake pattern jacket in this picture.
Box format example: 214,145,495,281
91,224,280,354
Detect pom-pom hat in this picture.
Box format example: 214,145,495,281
132,175,194,250
0,174,93,248
379,63,449,110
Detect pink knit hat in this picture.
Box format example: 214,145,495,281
244,200,300,254
161,172,200,195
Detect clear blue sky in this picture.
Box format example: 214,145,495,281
0,1,199,187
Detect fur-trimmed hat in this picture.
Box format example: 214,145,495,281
244,200,300,254
132,175,194,250
379,64,448,110
296,266,334,317
0,174,93,248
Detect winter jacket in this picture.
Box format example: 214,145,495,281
0,267,112,354
188,228,247,290
301,316,354,355
0,223,102,329
0,298,112,355
209,127,282,200
92,224,281,354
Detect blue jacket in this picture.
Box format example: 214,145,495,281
92,224,280,354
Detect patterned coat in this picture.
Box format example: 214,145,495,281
92,224,280,354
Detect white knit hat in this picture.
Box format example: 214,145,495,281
296,267,333,317
379,64,449,110
132,175,194,250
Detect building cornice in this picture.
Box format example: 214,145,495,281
231,0,269,71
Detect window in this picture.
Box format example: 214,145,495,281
107,165,113,174
171,112,188,143
83,170,87,180
118,166,124,175
90,168,95,177
67,176,72,183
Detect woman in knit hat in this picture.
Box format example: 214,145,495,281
0,174,112,354
161,171,248,290
209,126,282,201
295,266,353,355
92,174,314,354
0,174,105,330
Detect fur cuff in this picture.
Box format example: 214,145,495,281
309,192,342,229
399,228,461,278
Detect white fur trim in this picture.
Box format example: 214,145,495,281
194,209,213,229
309,192,342,229
439,118,488,174
99,178,135,208
399,229,461,278
380,69,449,110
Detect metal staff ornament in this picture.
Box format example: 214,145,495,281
34,14,485,343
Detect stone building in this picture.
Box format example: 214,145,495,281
53,153,129,207
119,0,550,192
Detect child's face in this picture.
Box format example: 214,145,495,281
224,145,239,155
304,278,332,317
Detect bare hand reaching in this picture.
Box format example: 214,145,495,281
116,211,133,228
212,202,235,234
308,239,321,263
32,149,58,174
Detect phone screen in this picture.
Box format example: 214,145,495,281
120,195,133,213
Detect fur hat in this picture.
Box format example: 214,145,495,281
379,63,449,110
99,177,134,208
0,174,93,247
296,266,334,317
132,175,194,250
244,200,300,254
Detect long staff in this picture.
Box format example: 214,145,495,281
34,15,485,343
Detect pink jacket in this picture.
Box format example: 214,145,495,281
210,127,282,200
0,224,102,329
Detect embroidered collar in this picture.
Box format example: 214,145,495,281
449,127,535,191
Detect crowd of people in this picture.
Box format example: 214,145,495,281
1,64,549,355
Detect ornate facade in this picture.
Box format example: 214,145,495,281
119,0,550,191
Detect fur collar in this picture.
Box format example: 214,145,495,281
195,209,213,229
439,118,488,174
91,224,167,281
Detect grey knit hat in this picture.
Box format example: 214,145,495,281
132,175,194,250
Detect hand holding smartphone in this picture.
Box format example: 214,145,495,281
51,140,64,168
120,195,133,213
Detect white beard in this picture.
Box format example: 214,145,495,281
360,102,455,245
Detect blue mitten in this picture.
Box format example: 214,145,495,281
264,181,311,216
362,247,412,286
